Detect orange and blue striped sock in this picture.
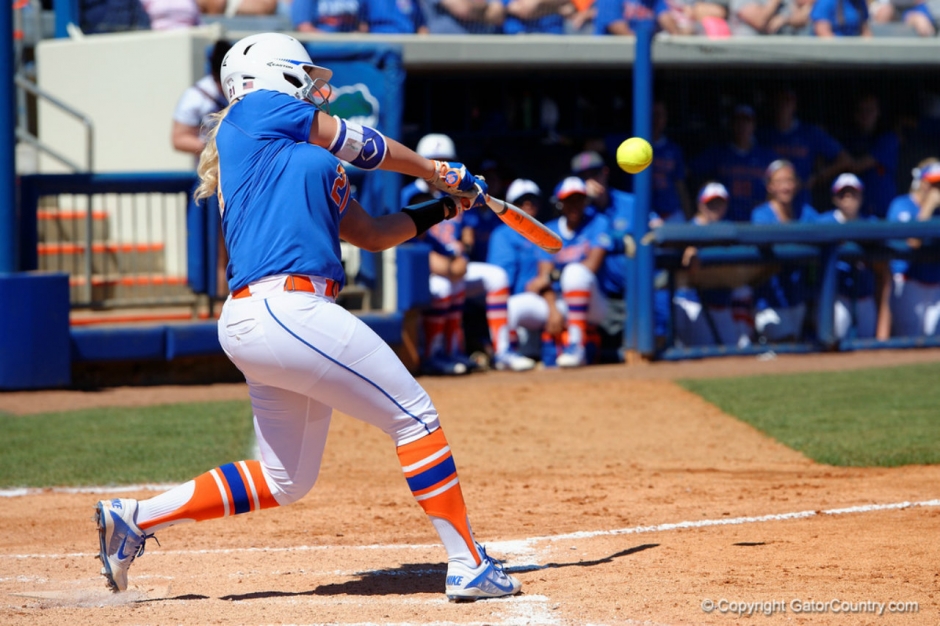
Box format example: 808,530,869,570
563,289,591,347
397,428,481,566
135,460,279,532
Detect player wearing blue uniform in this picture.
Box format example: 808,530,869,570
841,94,899,219
690,104,779,222
650,101,691,224
815,173,890,340
672,182,755,348
750,160,819,342
886,161,940,337
93,33,520,602
757,88,852,209
529,177,611,367
486,179,553,358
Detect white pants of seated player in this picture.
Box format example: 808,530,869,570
890,274,940,337
834,296,876,340
503,263,608,345
754,304,806,342
429,262,511,354
672,296,752,348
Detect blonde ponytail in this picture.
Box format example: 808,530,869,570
194,106,232,203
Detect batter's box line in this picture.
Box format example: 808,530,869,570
2,499,937,560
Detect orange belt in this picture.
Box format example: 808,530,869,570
232,275,339,299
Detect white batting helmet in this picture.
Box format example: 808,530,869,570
221,33,333,106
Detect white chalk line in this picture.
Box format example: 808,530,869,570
3,498,937,561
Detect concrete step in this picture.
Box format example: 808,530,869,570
38,209,109,243
69,274,193,304
38,242,166,275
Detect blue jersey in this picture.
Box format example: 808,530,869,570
538,211,610,269
816,210,876,299
651,136,687,221
218,91,349,292
420,0,500,32
596,191,635,298
810,0,868,35
690,143,779,222
750,202,819,309
757,121,843,207
487,223,541,294
502,0,564,33
291,0,362,31
461,206,503,262
594,0,668,33
363,0,426,32
886,194,940,284
841,131,898,219
427,213,465,256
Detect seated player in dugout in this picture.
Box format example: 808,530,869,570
530,176,611,367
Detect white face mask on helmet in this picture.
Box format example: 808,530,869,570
220,33,333,108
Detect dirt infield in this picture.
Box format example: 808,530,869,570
2,349,940,625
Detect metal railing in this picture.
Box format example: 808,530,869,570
15,74,94,173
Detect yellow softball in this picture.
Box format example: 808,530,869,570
616,137,653,174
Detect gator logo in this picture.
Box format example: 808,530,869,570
329,83,380,127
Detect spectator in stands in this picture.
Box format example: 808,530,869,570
198,0,277,14
840,93,899,218
651,100,691,223
487,179,550,358
419,0,505,33
689,104,779,222
502,0,567,32
750,159,819,342
593,0,672,35
729,0,812,33
140,0,200,28
758,87,853,209
810,0,872,35
870,0,936,36
173,40,232,298
79,0,150,32
658,0,731,35
532,176,611,367
563,0,598,32
172,40,232,162
673,182,754,347
816,173,891,340
291,0,364,31
886,159,940,337
363,0,428,32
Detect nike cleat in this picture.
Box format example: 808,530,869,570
445,544,522,601
95,498,154,592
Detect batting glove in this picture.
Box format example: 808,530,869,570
426,161,489,199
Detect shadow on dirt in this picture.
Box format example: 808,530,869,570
217,544,659,599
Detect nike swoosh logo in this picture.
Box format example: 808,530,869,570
487,575,517,593
116,536,131,560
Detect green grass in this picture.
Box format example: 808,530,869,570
679,362,940,467
0,400,254,488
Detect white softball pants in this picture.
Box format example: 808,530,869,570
218,275,439,506
891,274,940,337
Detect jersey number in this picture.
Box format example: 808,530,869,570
330,164,351,214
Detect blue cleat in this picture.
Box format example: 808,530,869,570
95,498,154,592
445,544,522,601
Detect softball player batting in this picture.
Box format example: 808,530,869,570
94,33,521,602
